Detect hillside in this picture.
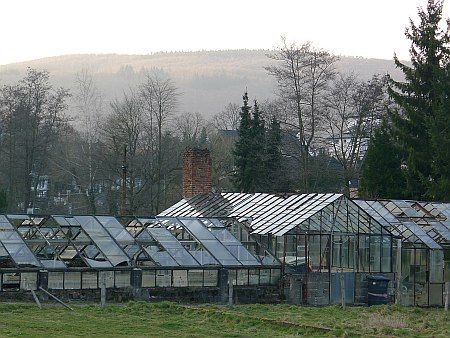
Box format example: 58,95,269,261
0,50,405,117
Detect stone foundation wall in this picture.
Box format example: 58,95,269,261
307,273,330,306
0,286,279,305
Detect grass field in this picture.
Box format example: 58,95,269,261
0,301,448,337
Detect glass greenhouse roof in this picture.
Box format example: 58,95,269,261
0,214,272,269
355,199,450,249
160,193,386,237
0,215,42,268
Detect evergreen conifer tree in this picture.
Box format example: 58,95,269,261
233,92,253,192
265,116,283,192
388,0,449,199
249,100,266,191
360,120,405,198
0,189,7,213
429,67,450,200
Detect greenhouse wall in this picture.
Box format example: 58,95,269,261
0,267,281,303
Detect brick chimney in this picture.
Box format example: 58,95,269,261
182,148,212,199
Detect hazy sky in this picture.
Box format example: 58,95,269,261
1,0,448,65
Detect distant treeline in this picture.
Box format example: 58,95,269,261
0,50,405,117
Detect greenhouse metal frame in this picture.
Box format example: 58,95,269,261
355,199,450,306
0,214,281,293
161,192,449,306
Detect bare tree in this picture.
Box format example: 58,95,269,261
266,38,337,191
212,102,240,130
0,85,23,208
324,74,387,194
103,90,145,213
139,71,178,212
0,68,70,212
174,112,207,146
52,69,104,213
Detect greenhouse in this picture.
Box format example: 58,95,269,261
161,193,395,273
1,193,448,307
161,193,398,305
355,199,450,306
161,193,449,306
0,214,280,297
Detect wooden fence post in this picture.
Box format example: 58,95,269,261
445,282,449,311
228,274,234,307
395,239,402,305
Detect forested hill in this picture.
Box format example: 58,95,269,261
0,50,404,117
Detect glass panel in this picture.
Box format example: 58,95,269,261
20,272,37,290
429,250,444,283
190,251,220,266
0,217,41,267
370,236,381,272
95,216,135,243
41,260,66,268
210,228,261,266
276,236,284,259
249,269,259,285
381,237,391,272
309,235,321,269
188,270,203,287
48,272,64,290
2,273,20,290
172,270,188,287
342,236,349,268
144,247,179,267
180,219,241,266
358,235,369,272
75,216,130,266
260,269,270,285
114,271,130,287
64,272,81,289
348,236,355,269
229,270,237,285
332,235,341,268
236,269,248,285
148,228,199,266
99,271,114,288
142,270,156,287
82,271,98,289
414,249,428,306
155,270,171,287
84,257,113,268
203,270,217,286
400,249,414,306
271,269,281,284
296,235,306,266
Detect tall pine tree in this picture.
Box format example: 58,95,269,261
388,0,449,199
0,189,7,213
234,93,285,193
234,92,253,192
248,100,266,191
429,65,450,200
360,120,405,199
265,116,283,192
